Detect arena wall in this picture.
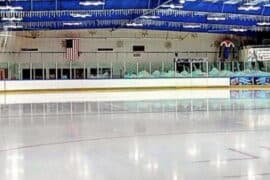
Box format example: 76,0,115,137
0,29,227,65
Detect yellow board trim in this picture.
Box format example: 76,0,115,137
2,85,270,94
0,86,232,94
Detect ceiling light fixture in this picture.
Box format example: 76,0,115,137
79,1,105,6
160,4,183,9
70,13,92,18
2,17,23,21
224,0,241,4
140,15,160,19
244,0,268,6
257,22,270,26
238,5,260,11
207,15,226,21
183,24,201,28
63,22,83,26
0,6,23,10
3,25,23,29
203,0,220,3
230,28,248,32
126,22,143,27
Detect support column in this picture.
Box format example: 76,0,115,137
7,62,10,80
30,63,33,80
149,62,152,75
123,61,126,78
206,61,209,77
42,62,45,80
190,62,192,77
18,64,21,80
136,61,139,77
97,62,99,78
55,62,58,80
83,62,86,79
110,62,113,79
69,62,72,80
174,60,177,77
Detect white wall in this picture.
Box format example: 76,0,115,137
0,29,229,66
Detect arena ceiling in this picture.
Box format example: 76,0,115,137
1,0,270,34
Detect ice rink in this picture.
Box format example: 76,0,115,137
0,89,270,180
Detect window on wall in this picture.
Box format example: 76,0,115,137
33,69,44,80
90,68,98,77
72,69,85,79
133,45,145,52
90,68,111,78
22,69,30,80
62,69,70,79
97,48,114,52
49,69,56,79
57,69,70,79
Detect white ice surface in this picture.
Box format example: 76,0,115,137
0,89,270,180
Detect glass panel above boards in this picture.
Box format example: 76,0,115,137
1,52,270,80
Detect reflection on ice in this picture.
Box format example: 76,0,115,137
1,90,270,116
0,89,270,180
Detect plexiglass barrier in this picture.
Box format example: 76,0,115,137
0,52,270,80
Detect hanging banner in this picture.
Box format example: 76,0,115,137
231,76,270,85
254,76,270,85
230,76,254,85
247,48,270,61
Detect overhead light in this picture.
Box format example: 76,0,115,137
244,0,268,6
0,6,23,10
244,2,256,5
257,22,270,26
194,12,208,16
238,5,260,11
126,22,143,27
2,17,23,21
160,4,183,9
63,22,82,26
3,25,23,29
183,24,201,28
224,0,241,4
204,0,219,3
230,28,248,32
140,15,160,19
179,0,185,3
79,1,105,6
70,13,92,18
207,15,226,21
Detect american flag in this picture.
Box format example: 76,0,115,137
66,39,79,61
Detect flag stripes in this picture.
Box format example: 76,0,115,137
66,39,79,61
